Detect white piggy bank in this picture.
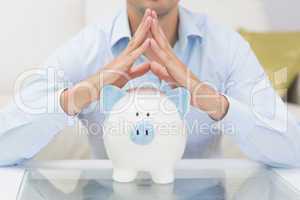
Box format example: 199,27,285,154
100,85,190,184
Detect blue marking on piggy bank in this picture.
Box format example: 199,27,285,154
130,121,155,145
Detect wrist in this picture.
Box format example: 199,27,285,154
60,72,106,116
190,81,229,121
209,94,229,121
87,71,107,94
186,78,201,93
60,89,78,116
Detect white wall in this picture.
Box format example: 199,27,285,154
0,0,84,94
182,0,300,31
85,0,300,31
85,0,125,25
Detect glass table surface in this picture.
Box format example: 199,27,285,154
17,160,300,200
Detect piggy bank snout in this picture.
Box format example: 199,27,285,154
130,121,155,145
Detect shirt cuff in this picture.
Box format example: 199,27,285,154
217,95,254,140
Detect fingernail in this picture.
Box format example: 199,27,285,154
152,10,157,18
146,16,152,22
146,8,151,15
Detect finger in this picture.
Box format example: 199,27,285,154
147,31,153,39
126,16,152,53
125,38,150,65
135,9,153,41
126,9,152,53
152,11,170,44
151,10,158,19
149,38,171,65
150,61,176,83
129,63,150,78
158,25,169,42
140,9,152,34
113,62,150,88
136,9,152,36
142,8,152,23
135,16,152,44
150,18,166,49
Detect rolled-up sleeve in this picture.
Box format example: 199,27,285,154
0,68,75,166
219,33,300,167
0,24,108,166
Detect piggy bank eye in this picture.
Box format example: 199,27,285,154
136,112,139,117
147,113,150,117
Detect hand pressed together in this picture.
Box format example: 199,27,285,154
62,8,229,120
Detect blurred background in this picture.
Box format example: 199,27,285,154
0,0,299,160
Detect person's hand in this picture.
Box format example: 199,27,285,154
148,11,199,90
143,11,165,70
60,10,153,115
148,11,229,120
100,9,153,88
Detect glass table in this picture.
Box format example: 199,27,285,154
17,160,300,200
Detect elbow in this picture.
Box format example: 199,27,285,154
263,160,300,169
0,160,20,167
0,155,26,167
259,151,300,169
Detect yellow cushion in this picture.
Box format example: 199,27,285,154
239,30,300,97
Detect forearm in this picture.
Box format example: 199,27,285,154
218,96,300,167
60,70,116,116
0,112,67,166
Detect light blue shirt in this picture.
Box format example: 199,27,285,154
0,6,300,167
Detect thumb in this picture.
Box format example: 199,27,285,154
150,61,175,83
128,62,151,79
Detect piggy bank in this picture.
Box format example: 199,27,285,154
100,85,190,184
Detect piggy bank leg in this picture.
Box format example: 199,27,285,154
113,168,137,183
151,169,175,184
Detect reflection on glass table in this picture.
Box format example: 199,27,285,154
18,161,300,200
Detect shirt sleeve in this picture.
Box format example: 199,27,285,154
218,33,300,167
0,24,108,166
0,68,75,166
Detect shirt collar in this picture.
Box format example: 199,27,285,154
110,6,204,50
110,7,131,48
177,6,204,49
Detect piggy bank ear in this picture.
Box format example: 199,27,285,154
165,87,191,118
100,85,126,113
